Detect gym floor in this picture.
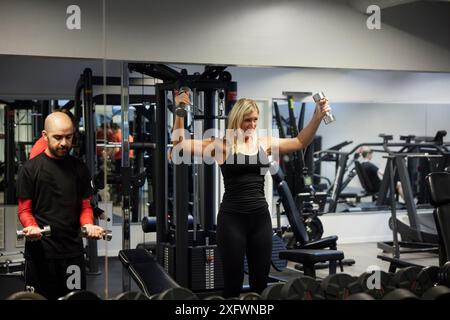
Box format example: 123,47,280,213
86,241,439,299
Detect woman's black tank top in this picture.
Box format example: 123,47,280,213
219,146,270,214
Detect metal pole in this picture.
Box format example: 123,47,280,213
121,62,131,291
5,105,16,204
154,85,168,248
82,68,100,275
389,158,400,259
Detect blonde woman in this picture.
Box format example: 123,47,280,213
172,93,330,298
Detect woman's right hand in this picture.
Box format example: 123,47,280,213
175,90,191,107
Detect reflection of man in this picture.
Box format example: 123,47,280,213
360,147,382,191
16,112,104,300
360,146,404,201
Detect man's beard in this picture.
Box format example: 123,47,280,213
49,146,70,159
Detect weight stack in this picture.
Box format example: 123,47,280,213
157,242,175,277
167,230,206,246
189,245,224,291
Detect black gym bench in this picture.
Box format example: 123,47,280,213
119,248,179,297
271,162,354,278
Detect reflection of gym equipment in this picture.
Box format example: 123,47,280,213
321,133,450,213
271,163,355,278
119,64,237,294
377,154,442,271
426,172,450,266
273,95,321,196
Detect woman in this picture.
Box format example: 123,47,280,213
172,93,330,297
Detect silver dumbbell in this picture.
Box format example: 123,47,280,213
175,87,191,118
17,225,51,240
81,227,112,241
313,91,336,125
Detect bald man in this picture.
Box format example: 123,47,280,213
16,112,105,300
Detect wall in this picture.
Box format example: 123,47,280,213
0,0,449,71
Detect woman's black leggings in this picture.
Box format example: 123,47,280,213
216,209,272,298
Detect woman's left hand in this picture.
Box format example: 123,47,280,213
315,97,331,120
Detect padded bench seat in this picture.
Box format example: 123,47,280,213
119,249,179,297
279,249,344,278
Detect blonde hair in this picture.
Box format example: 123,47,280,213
225,98,260,153
227,98,260,130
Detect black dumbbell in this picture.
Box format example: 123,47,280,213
17,225,51,240
393,265,447,297
382,288,419,300
261,283,284,300
240,292,263,300
357,270,396,299
114,291,149,300
422,285,450,300
280,275,324,300
7,291,47,300
81,226,112,241
438,262,450,288
345,292,375,300
157,287,198,300
392,266,423,295
321,273,360,300
204,295,225,300
416,266,440,296
58,290,101,300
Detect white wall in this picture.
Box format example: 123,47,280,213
0,0,449,71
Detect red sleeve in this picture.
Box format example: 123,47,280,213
18,199,38,228
80,197,94,226
29,137,48,159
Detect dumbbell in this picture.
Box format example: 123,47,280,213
239,292,263,300
58,290,101,300
114,291,149,300
312,91,336,125
7,291,47,300
392,266,423,295
391,264,450,299
321,273,360,300
157,287,198,300
204,295,225,300
280,275,325,300
382,288,419,300
261,283,284,300
16,225,51,240
438,262,450,288
175,87,192,118
422,285,450,300
357,270,396,300
81,226,112,241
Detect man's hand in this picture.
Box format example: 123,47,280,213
82,224,104,240
22,226,43,241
